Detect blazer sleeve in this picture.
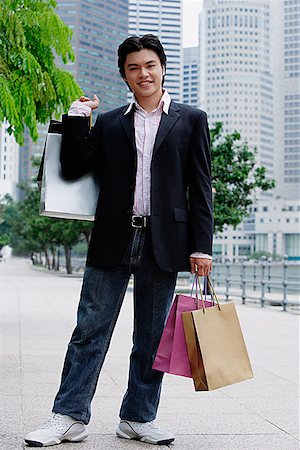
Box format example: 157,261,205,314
60,113,102,180
188,111,213,255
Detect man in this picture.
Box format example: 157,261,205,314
24,34,213,447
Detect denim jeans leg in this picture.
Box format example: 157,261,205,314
52,264,131,424
119,231,178,422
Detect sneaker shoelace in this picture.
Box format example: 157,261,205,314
130,420,159,432
40,413,72,432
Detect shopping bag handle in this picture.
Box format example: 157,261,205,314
206,276,221,311
190,274,205,310
192,275,221,314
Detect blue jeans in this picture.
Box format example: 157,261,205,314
52,228,177,424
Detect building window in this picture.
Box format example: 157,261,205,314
285,234,300,258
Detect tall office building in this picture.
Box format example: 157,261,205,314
198,0,300,259
128,0,183,102
183,47,200,107
199,0,274,182
199,0,271,259
56,0,129,112
282,0,300,200
0,122,19,200
19,0,129,187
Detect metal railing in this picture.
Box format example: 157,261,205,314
61,255,299,312
208,256,299,312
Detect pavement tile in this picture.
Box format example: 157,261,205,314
0,355,20,372
159,396,250,414
0,433,24,450
94,382,124,397
290,432,300,441
21,355,64,373
0,378,22,396
172,433,300,450
21,381,60,397
22,397,56,429
259,413,300,434
21,371,60,384
158,412,284,435
0,343,20,356
229,396,299,415
219,381,299,399
0,397,23,434
161,383,224,399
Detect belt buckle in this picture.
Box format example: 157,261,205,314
132,215,144,228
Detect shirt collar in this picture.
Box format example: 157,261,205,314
124,90,171,115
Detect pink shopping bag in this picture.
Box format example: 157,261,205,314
153,276,213,378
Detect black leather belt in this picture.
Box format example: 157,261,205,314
131,215,150,228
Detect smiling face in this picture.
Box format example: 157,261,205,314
123,48,165,103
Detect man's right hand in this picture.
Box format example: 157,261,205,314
78,94,100,110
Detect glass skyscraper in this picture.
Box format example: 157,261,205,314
0,123,19,200
198,0,300,260
183,47,200,107
128,0,183,102
283,0,300,197
199,0,274,183
56,0,129,112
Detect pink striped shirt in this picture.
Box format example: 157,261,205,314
124,90,171,216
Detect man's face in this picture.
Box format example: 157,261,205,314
123,49,164,100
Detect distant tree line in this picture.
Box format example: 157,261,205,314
0,188,92,274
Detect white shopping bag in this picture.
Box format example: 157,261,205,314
39,121,100,221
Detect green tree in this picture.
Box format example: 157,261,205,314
211,122,275,233
50,220,85,274
5,185,54,262
1,183,92,273
0,194,16,247
0,0,82,144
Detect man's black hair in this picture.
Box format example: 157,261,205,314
118,34,167,85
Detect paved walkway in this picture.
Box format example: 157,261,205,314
0,258,299,450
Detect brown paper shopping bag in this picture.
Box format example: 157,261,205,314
182,277,253,391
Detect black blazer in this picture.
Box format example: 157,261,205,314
60,101,213,272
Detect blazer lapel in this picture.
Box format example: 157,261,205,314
119,108,136,151
153,101,180,155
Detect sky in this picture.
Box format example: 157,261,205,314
182,0,203,48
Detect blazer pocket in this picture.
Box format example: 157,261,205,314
174,207,189,222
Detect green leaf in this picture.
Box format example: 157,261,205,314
0,0,82,144
210,122,275,233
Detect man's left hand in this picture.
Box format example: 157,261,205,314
190,257,212,276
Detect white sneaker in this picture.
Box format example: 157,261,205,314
24,413,88,447
116,420,175,445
